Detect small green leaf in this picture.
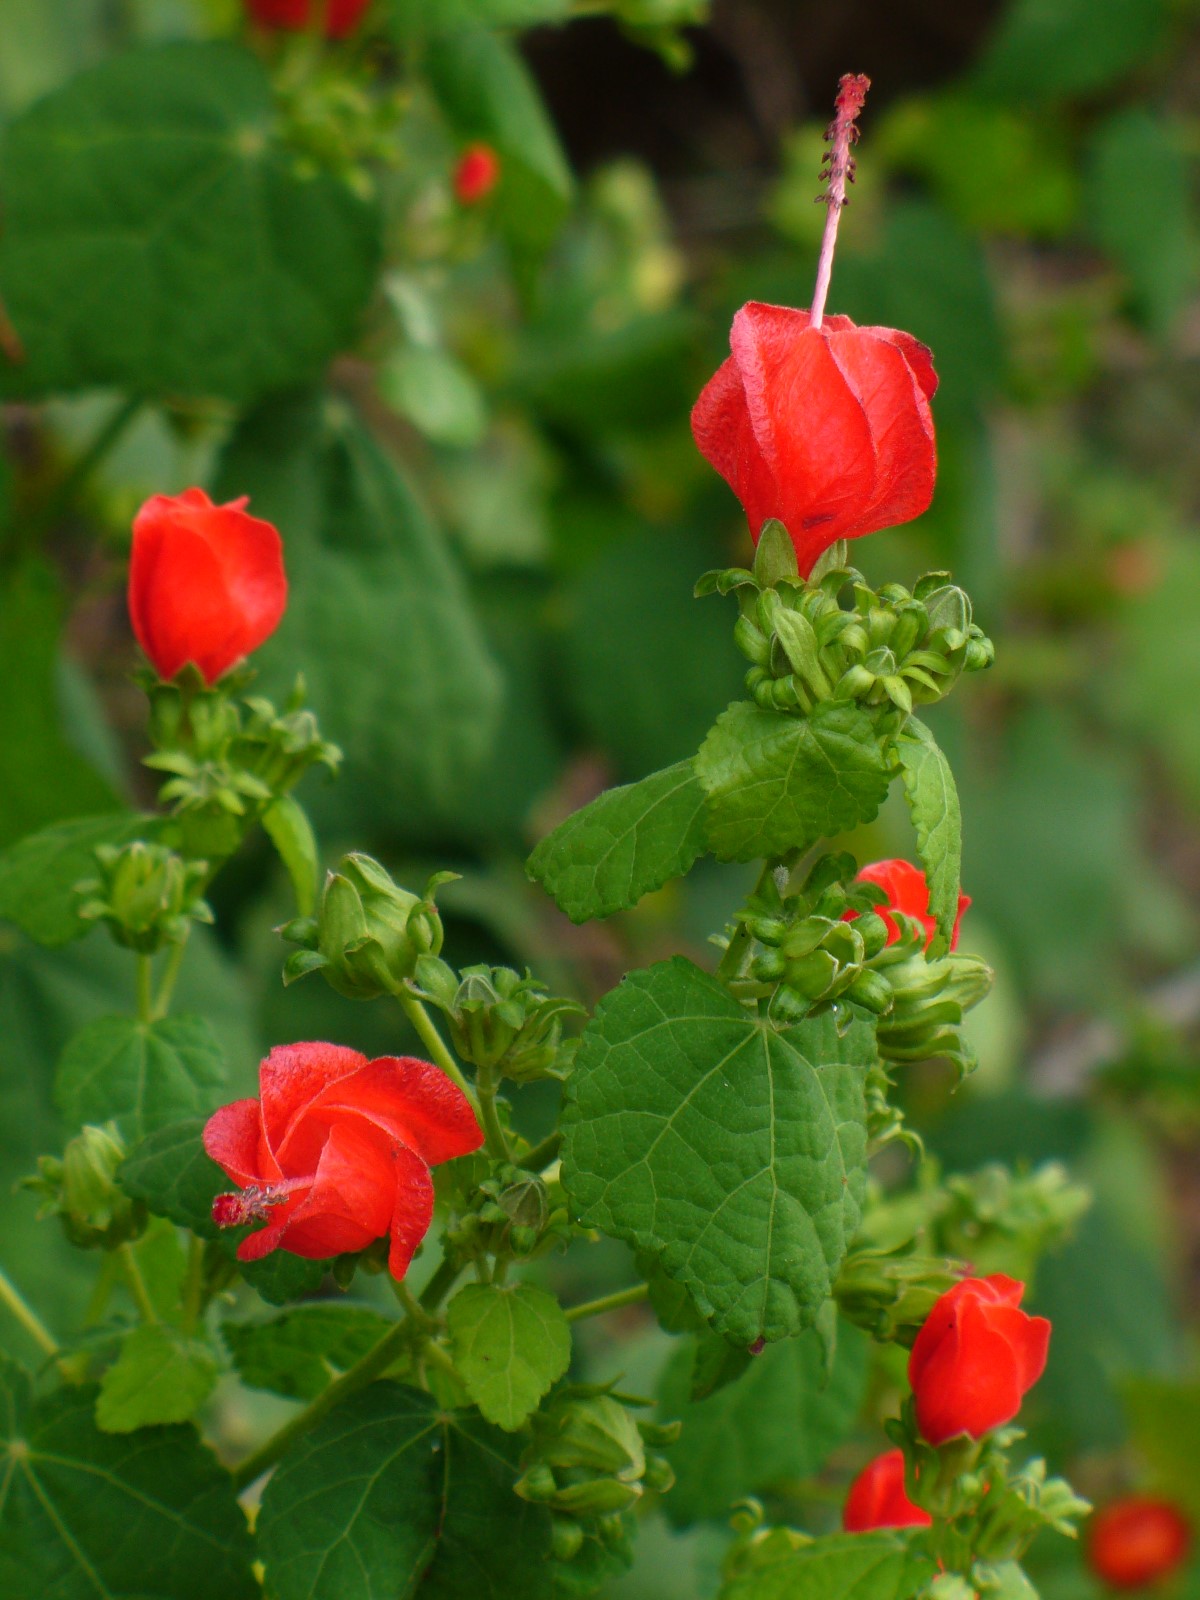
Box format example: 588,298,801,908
0,1353,257,1600
562,957,872,1345
895,716,962,956
426,30,572,269
696,702,891,863
120,1117,226,1237
658,1321,869,1525
223,1304,396,1400
238,1250,327,1307
0,811,155,947
56,1014,227,1140
0,42,381,403
95,1323,219,1433
447,1282,571,1431
527,759,708,923
257,1382,555,1600
262,795,320,918
720,1529,935,1600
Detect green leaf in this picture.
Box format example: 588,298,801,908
0,1354,257,1600
223,1304,395,1400
0,42,380,404
658,1321,868,1526
527,760,708,923
217,399,503,840
0,562,116,849
257,1382,555,1600
695,702,891,864
0,811,154,947
447,1281,571,1431
120,1116,226,1237
238,1249,328,1307
95,1322,219,1432
393,0,571,36
1086,109,1196,339
262,795,320,917
562,957,872,1344
720,1529,934,1600
426,31,572,268
56,1013,227,1140
895,717,962,957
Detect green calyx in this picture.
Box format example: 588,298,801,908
143,668,340,861
515,1389,677,1557
21,1123,145,1250
412,956,584,1082
282,855,453,1001
697,522,993,727
75,839,212,954
870,917,993,1077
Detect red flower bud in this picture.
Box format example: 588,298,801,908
843,1450,932,1533
1089,1499,1191,1590
245,0,370,39
454,143,502,205
908,1275,1050,1445
204,1042,483,1279
691,301,937,576
128,488,288,684
849,859,970,951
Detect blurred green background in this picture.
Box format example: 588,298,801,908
3,0,1200,1593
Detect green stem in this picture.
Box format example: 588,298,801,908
397,989,478,1109
0,1267,59,1357
715,860,781,984
231,1316,413,1491
119,1243,158,1324
181,1236,205,1336
475,1064,512,1164
521,1130,561,1172
422,1339,465,1390
564,1282,650,1324
152,937,189,1020
84,1254,118,1327
418,1255,462,1313
136,954,155,1025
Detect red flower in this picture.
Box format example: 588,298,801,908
1089,1499,1191,1590
245,0,370,38
691,301,937,576
843,1450,932,1533
128,488,288,684
850,859,970,951
454,144,502,205
204,1043,483,1279
908,1275,1050,1445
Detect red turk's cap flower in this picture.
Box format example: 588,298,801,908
204,1042,484,1279
848,859,970,951
843,1450,932,1534
908,1275,1050,1445
128,487,287,684
1089,1499,1192,1590
691,302,938,576
246,0,371,37
454,143,502,205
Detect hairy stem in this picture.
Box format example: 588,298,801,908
152,937,190,1020
0,1267,59,1357
118,1242,159,1324
474,1063,512,1164
230,1315,413,1491
522,1130,562,1172
180,1236,205,1336
418,1254,463,1313
397,989,478,1110
136,954,155,1025
564,1282,650,1324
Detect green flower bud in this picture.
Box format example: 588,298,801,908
21,1124,145,1250
541,1394,645,1481
870,929,993,1075
412,961,582,1083
284,856,452,1000
76,841,212,955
